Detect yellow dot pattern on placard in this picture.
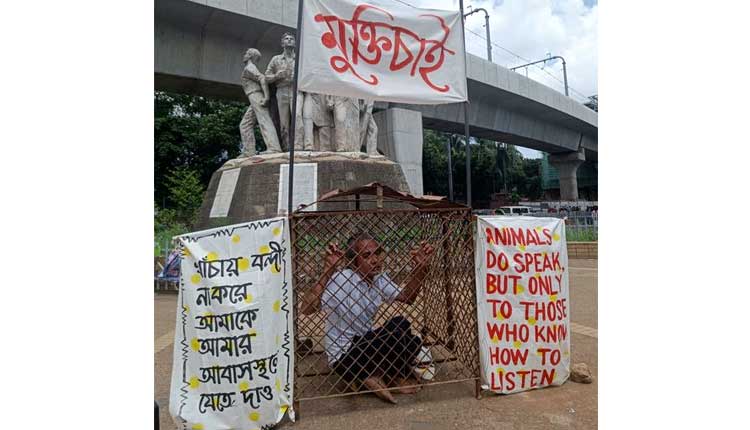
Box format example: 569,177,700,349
191,424,204,430
280,405,289,415
183,305,190,313
189,376,200,389
232,234,240,243
553,233,560,241
272,300,281,312
270,264,280,274
550,294,557,301
239,381,249,392
527,317,536,325
244,293,254,304
207,252,219,262
191,274,202,284
238,257,250,271
535,226,542,231
259,245,270,254
516,284,524,294
190,338,200,352
495,313,504,321
490,335,500,344
273,227,282,236
248,328,257,336
275,335,280,346
496,367,505,375
518,244,526,251
513,340,522,349
249,412,260,421
203,312,213,317
275,378,281,391
182,247,191,257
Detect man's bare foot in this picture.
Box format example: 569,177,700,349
362,377,397,404
393,376,422,394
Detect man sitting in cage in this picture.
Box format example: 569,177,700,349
301,232,435,403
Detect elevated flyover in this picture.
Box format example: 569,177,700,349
155,0,597,198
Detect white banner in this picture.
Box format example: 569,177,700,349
298,0,468,104
169,217,295,429
475,216,571,394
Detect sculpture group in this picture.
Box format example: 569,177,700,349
240,33,378,157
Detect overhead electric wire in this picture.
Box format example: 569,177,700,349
387,0,593,103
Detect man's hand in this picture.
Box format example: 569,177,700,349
324,243,344,270
410,241,435,270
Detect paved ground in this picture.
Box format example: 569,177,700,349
155,259,597,430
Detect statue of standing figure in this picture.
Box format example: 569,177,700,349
239,37,385,156
239,48,281,156
359,99,379,156
265,33,304,151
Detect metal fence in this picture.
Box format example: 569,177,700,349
290,205,480,405
528,211,598,242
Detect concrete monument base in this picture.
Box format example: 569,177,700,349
195,152,411,230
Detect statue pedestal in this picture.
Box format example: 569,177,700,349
195,152,411,229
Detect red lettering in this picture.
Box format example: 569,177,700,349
510,228,525,246
490,369,502,390
486,322,529,342
540,368,555,386
504,371,515,391
543,228,552,244
534,324,568,342
486,250,496,269
520,301,567,322
488,346,500,365
499,348,528,365
525,229,539,246
517,370,530,388
486,273,498,294
486,299,512,318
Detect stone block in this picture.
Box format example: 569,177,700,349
195,154,412,229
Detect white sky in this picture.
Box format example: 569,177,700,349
388,0,598,158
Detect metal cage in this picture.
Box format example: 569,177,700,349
290,184,480,408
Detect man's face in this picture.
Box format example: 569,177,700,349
353,239,383,280
281,34,295,49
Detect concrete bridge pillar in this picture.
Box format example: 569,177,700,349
373,108,424,197
549,147,586,201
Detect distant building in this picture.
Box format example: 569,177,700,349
541,153,598,201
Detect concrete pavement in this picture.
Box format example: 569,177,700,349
154,259,597,430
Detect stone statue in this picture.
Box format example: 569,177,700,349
331,96,362,152
237,37,383,157
266,33,304,151
239,48,281,155
302,93,335,151
359,99,379,156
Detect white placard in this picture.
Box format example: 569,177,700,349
298,0,467,104
169,217,295,429
475,216,571,394
277,163,318,215
209,169,241,218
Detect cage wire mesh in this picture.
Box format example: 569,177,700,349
290,199,479,403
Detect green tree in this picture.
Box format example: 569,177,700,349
155,91,263,210
164,166,205,225
422,130,543,204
